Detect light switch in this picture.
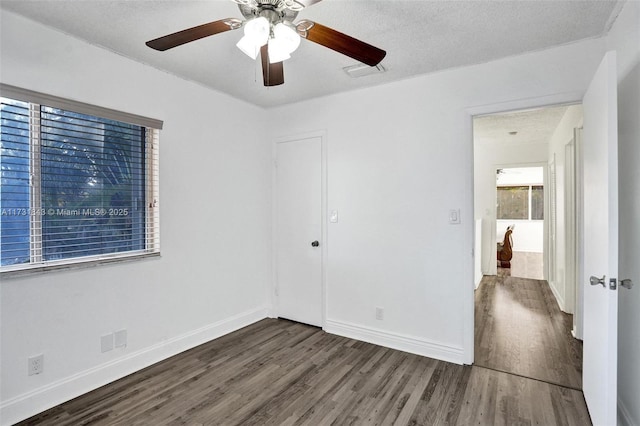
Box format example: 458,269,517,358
449,209,461,224
330,210,339,223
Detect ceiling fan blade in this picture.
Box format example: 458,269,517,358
146,18,241,51
260,45,285,86
297,21,386,67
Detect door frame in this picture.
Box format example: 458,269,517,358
271,130,328,327
564,135,578,318
465,91,583,364
573,128,584,339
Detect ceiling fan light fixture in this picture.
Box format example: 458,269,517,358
268,39,291,63
236,35,261,59
268,23,300,63
236,16,270,59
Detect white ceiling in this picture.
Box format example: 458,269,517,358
0,0,621,108
474,105,571,146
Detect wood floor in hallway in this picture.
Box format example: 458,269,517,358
475,274,583,390
19,318,590,425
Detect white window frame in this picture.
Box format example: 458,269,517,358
496,184,544,221
0,84,162,277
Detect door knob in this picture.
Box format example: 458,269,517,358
621,279,634,289
590,275,605,287
311,240,319,247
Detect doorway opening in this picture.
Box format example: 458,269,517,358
472,104,584,390
496,166,545,279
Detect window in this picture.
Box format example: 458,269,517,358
1,85,161,273
530,185,544,220
497,185,544,220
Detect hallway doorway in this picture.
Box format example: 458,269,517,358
472,104,585,391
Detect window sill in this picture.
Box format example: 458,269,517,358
0,252,161,279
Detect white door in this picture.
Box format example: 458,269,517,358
582,51,618,426
275,137,323,326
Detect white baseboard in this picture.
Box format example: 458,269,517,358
475,274,483,290
547,280,566,312
324,319,465,365
0,307,268,426
618,397,636,426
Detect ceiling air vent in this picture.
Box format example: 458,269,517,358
343,63,387,78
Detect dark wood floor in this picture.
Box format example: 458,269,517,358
475,274,583,390
19,317,590,425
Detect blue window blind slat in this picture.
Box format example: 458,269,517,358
0,98,31,266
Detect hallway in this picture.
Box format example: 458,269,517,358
509,251,544,280
475,275,583,390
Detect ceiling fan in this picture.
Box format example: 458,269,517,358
145,0,386,87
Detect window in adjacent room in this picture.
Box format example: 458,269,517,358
497,185,544,220
0,85,161,273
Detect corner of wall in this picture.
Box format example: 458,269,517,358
0,308,268,426
547,280,566,312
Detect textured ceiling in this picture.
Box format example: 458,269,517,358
474,105,571,146
0,0,621,108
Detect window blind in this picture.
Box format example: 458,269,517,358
0,86,161,274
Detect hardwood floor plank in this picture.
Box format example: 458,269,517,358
387,361,435,426
457,367,590,426
19,318,590,426
475,275,583,390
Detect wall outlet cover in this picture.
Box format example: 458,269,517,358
101,333,114,353
28,354,44,376
114,329,127,348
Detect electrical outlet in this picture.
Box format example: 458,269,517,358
28,354,44,376
114,329,127,348
375,307,384,321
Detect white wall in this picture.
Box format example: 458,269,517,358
547,105,583,312
0,11,272,425
270,38,605,366
496,220,543,252
607,2,640,424
475,144,548,275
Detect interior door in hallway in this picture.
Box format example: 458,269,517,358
275,136,323,327
582,50,619,426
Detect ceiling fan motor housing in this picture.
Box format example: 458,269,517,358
238,0,299,24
